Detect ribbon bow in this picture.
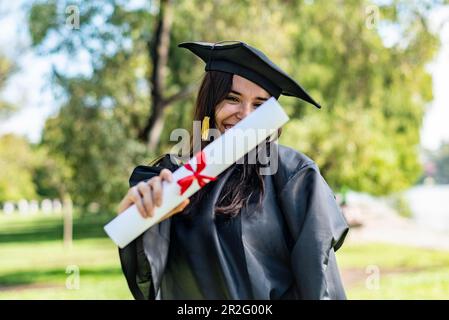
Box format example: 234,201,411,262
177,151,217,195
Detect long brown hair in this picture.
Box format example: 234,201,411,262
184,71,267,217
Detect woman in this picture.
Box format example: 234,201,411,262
117,41,349,300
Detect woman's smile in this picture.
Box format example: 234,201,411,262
223,123,235,130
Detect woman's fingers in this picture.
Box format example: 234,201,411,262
137,181,154,218
130,184,147,217
117,169,177,218
159,169,173,183
148,169,172,209
148,176,163,207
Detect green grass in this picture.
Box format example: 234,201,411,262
1,213,449,299
0,213,132,299
336,242,449,299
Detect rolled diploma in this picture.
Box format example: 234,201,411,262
104,97,289,248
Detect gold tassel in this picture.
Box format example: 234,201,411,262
201,116,210,140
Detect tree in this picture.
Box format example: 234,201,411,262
0,134,73,204
32,146,73,200
0,134,37,202
28,0,194,151
40,101,148,211
279,0,443,195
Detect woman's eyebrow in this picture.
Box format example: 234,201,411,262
230,90,269,100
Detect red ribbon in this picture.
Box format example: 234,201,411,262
177,151,217,195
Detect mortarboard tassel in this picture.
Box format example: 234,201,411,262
201,116,210,140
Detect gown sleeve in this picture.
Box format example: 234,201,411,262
276,161,349,300
118,165,166,300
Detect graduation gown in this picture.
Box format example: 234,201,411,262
118,144,349,300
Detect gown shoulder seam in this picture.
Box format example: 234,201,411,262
277,160,317,195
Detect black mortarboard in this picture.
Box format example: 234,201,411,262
178,40,321,108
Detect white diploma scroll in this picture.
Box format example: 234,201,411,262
104,97,289,248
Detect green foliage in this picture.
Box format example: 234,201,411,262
25,0,158,210
0,134,74,203
28,0,58,46
279,0,440,194
41,102,150,211
0,134,37,202
32,146,73,199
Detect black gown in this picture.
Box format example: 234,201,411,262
118,144,349,300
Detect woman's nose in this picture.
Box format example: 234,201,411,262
237,102,253,119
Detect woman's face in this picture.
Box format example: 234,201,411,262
214,75,271,133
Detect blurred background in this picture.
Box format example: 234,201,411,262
0,0,448,299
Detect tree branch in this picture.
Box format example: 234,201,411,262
162,84,197,108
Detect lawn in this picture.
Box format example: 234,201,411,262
337,242,449,299
0,212,448,299
0,213,132,299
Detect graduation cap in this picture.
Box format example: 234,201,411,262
178,40,321,108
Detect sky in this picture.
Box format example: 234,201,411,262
421,7,449,151
0,1,448,151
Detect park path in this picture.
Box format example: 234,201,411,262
343,200,449,251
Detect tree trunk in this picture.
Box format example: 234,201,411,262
146,100,166,151
139,0,198,151
63,194,73,250
139,0,173,150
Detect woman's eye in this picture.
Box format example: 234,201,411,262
226,96,239,102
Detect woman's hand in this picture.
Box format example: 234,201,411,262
117,168,190,218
